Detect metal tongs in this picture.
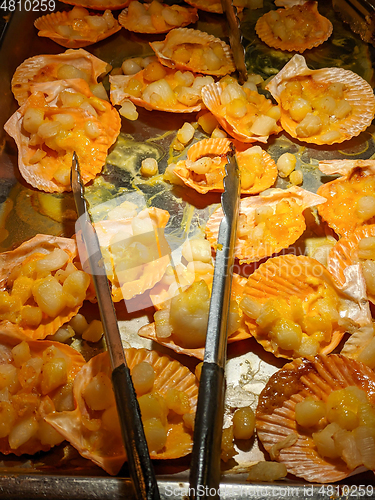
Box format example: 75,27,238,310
71,153,160,500
221,0,247,84
189,145,241,499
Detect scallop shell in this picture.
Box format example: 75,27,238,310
60,0,131,9
242,255,369,359
255,2,333,53
173,139,278,194
150,28,235,76
34,10,121,49
11,49,110,106
91,208,170,302
205,186,326,263
4,79,121,193
327,225,375,304
256,355,375,482
46,348,199,475
138,274,251,360
201,82,282,143
0,234,89,341
266,54,375,145
0,334,85,456
183,0,223,13
317,160,375,237
109,70,204,113
118,4,198,34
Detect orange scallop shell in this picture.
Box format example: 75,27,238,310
266,54,375,145
60,0,131,9
201,82,282,143
205,186,326,263
109,69,205,113
241,255,367,359
173,139,278,195
4,79,121,194
0,334,85,456
255,2,333,53
317,160,375,237
256,355,375,482
183,0,244,13
138,274,251,360
11,49,110,106
150,28,235,76
34,10,121,49
46,347,199,475
90,208,170,302
327,225,375,304
118,3,198,34
0,234,90,341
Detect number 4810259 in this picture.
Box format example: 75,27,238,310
0,0,55,11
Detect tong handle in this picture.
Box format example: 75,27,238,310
189,363,225,500
112,364,160,500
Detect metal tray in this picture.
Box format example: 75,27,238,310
0,1,375,498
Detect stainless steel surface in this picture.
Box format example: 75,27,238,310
0,1,375,498
220,0,247,84
332,0,375,46
71,154,160,500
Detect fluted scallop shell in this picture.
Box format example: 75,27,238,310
327,225,375,304
256,2,332,53
201,82,282,143
242,255,353,359
46,348,199,475
138,274,251,360
182,0,244,14
4,79,121,193
11,49,110,106
256,355,375,482
205,186,326,263
0,234,87,341
0,334,85,456
317,160,375,237
118,3,198,34
34,10,121,49
110,70,204,113
92,208,170,302
173,139,278,194
150,28,235,76
267,54,375,145
60,0,131,9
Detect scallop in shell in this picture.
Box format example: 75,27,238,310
118,2,198,34
34,9,121,49
46,348,199,475
0,334,85,456
0,234,92,341
241,255,369,359
11,48,110,106
150,28,235,76
317,159,375,237
266,54,375,145
327,224,375,304
205,186,326,263
201,81,282,143
173,139,278,194
256,355,375,482
256,2,332,53
91,208,171,302
110,68,212,113
4,79,121,193
138,274,251,360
